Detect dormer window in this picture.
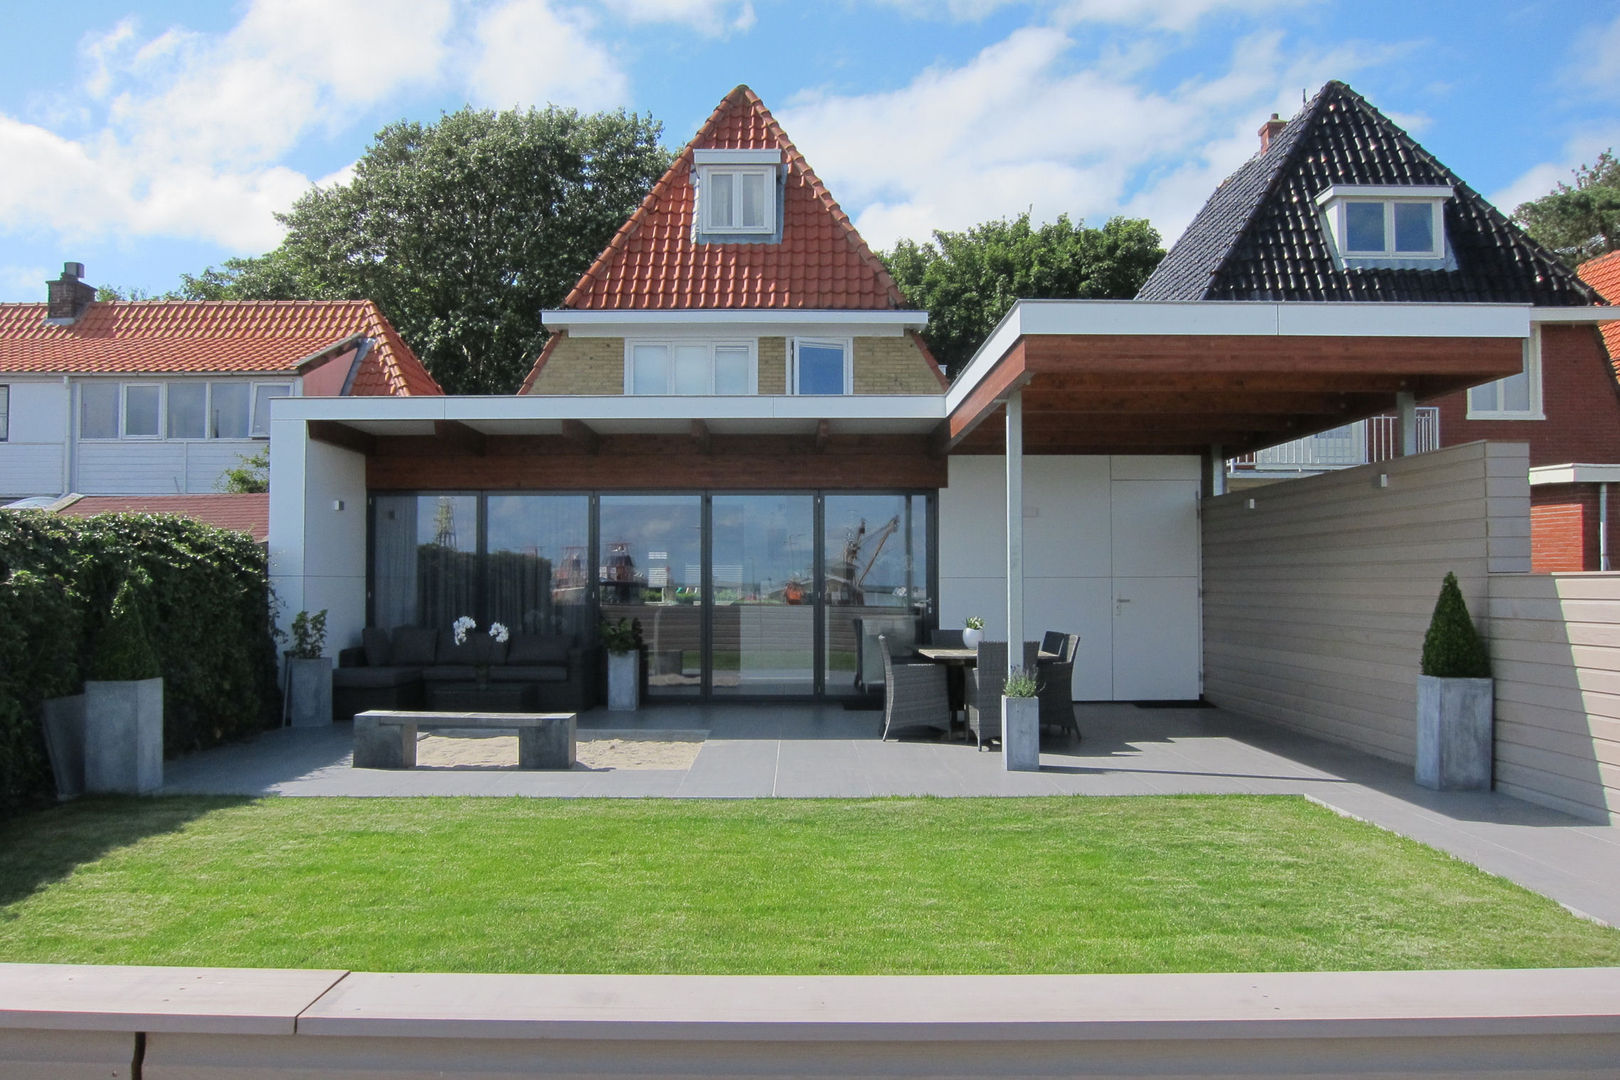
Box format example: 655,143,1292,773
694,149,782,241
1316,185,1452,263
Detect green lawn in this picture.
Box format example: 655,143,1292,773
2,795,1616,974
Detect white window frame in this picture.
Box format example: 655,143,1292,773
120,383,164,440
251,382,293,438
789,336,853,396
1467,326,1545,420
698,165,776,235
0,385,8,442
623,339,758,396
1315,184,1451,261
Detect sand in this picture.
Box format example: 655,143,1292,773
413,728,705,771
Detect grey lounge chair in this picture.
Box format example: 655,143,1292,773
1038,632,1081,741
877,634,950,741
966,640,1039,750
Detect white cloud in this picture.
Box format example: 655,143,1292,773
0,263,53,299
601,0,756,33
778,24,1381,250
1573,12,1620,94
1490,128,1620,218
873,0,1304,29
464,1,630,110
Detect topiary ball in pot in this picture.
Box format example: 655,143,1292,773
1420,571,1491,679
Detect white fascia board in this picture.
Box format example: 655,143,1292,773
946,300,1533,414
541,309,927,334
1531,307,1620,324
1529,463,1620,485
693,148,782,165
1314,184,1454,205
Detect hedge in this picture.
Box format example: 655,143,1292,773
0,511,282,813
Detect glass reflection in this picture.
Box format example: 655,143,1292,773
711,495,815,695
599,495,703,694
372,494,479,632
485,495,590,643
824,494,928,696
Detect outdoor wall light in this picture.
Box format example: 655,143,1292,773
1377,473,1390,488
1245,498,1257,511
332,499,345,511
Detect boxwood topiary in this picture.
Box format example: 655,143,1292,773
1420,571,1492,679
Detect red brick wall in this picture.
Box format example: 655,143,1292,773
1430,325,1620,467
1531,483,1620,572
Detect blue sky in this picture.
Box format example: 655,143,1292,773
2,0,1616,302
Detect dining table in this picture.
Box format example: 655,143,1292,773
914,645,1058,736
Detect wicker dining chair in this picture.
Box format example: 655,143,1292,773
966,640,1040,750
877,634,950,741
1037,632,1081,741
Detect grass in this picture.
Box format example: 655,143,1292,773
1,795,1617,975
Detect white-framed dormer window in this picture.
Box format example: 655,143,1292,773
1468,326,1544,420
625,340,756,395
790,337,851,396
693,148,781,238
1316,184,1452,262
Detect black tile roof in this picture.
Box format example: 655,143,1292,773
1137,81,1598,306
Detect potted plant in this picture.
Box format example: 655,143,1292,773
1001,665,1040,772
963,615,985,650
1416,571,1493,791
84,573,163,793
601,617,643,712
284,609,332,727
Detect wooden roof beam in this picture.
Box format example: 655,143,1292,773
561,419,601,455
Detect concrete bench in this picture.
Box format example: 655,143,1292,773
354,710,575,770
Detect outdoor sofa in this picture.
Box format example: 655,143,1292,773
332,626,592,721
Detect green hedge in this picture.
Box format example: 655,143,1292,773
0,511,281,812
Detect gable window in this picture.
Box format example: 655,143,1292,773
626,340,755,395
1317,184,1451,261
693,149,781,240
791,338,851,396
0,385,8,442
1468,327,1543,420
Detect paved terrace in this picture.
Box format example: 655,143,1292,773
162,702,1620,927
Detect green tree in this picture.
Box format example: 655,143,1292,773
881,213,1164,377
181,107,672,393
217,446,269,494
1513,150,1620,264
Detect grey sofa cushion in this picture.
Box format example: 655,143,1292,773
420,664,479,683
362,627,392,667
391,626,438,665
507,634,570,665
437,630,510,667
489,665,570,684
333,666,420,689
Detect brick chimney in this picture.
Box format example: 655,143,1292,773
1258,113,1286,155
45,262,96,324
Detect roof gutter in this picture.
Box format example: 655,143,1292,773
338,336,376,396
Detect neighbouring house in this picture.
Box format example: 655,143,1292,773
1140,83,1620,571
38,492,272,543
0,264,441,506
271,82,1561,712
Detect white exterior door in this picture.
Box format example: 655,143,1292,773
1109,478,1201,700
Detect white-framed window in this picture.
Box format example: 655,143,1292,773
625,340,756,395
122,383,162,439
694,148,780,238
252,383,292,437
790,337,851,396
80,383,119,439
79,379,293,439
1468,326,1544,420
0,385,8,442
1316,184,1451,261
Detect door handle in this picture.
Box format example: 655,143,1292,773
1115,597,1131,616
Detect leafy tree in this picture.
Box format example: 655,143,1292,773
217,446,269,494
1513,151,1620,264
94,285,178,301
881,213,1164,377
181,107,672,393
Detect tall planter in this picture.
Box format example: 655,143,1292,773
83,677,163,794
607,650,640,712
1002,695,1040,771
1416,675,1493,790
287,656,334,727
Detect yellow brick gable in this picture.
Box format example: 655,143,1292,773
852,335,942,395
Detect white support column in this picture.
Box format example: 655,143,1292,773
1210,445,1227,497
1005,390,1025,679
1397,391,1418,457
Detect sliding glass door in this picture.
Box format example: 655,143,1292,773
823,495,929,697
711,495,816,696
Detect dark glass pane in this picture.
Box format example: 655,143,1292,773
372,494,478,633
1394,202,1434,253
485,495,591,644
711,495,815,695
823,494,929,696
1344,202,1385,252
600,494,703,694
797,343,845,395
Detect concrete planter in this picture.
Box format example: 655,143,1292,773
1416,675,1493,791
607,650,640,712
41,694,86,799
83,676,163,794
963,627,984,650
286,656,334,727
1002,694,1040,771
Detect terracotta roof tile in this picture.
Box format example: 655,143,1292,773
561,85,910,313
1578,250,1620,380
0,299,441,396
49,493,270,542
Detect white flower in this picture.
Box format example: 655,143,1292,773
488,621,510,643
452,615,476,645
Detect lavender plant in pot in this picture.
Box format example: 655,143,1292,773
1001,665,1040,772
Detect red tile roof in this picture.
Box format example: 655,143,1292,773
0,299,441,396
49,493,270,542
1579,251,1620,376
562,85,910,313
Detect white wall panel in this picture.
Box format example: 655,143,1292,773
75,441,188,493
0,444,65,497
7,380,69,442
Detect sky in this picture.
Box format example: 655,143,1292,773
1,0,1617,302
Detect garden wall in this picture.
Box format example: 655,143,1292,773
1485,572,1620,823
1201,441,1529,766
